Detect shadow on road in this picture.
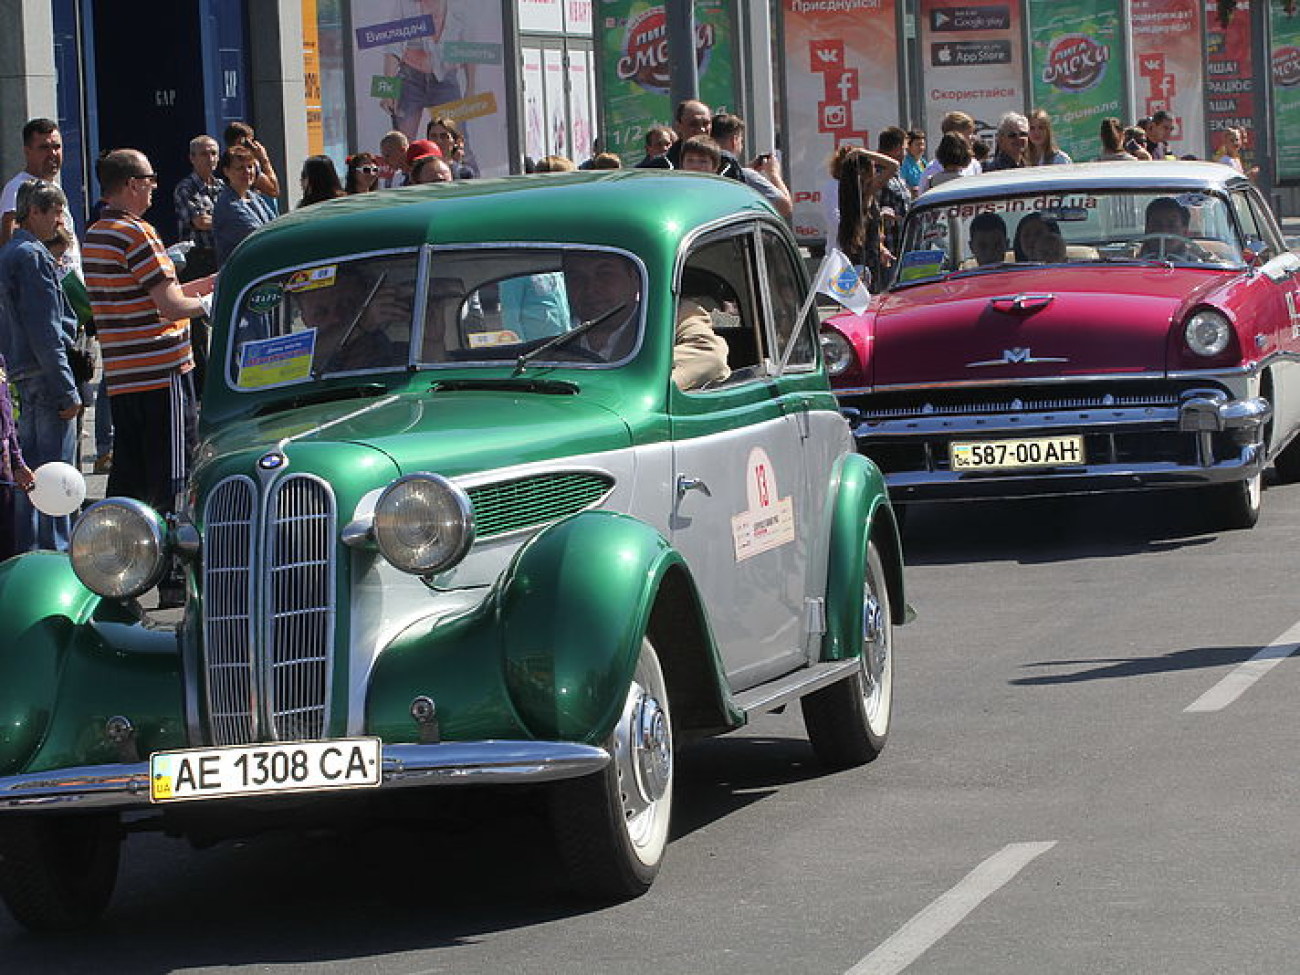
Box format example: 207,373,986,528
1010,644,1296,685
0,734,835,972
897,485,1275,566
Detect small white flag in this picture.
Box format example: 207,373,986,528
812,247,872,315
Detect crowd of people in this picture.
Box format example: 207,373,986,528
0,102,1259,595
823,108,1257,289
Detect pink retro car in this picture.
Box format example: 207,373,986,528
821,162,1300,529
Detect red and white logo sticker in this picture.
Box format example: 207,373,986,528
731,447,795,562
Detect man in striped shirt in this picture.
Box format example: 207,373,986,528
84,149,212,606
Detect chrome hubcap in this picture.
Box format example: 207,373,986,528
862,589,886,695
631,691,672,803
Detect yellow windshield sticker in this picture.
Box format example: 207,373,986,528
237,330,317,388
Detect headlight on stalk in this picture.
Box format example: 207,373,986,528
1184,310,1232,357
70,499,169,598
820,329,856,377
374,473,474,575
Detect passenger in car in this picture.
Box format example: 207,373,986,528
969,212,1010,266
1013,213,1065,263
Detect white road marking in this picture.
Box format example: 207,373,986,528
1184,620,1300,713
845,841,1057,975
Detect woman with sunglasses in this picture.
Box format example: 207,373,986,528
345,152,381,194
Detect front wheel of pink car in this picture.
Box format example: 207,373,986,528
1209,472,1262,531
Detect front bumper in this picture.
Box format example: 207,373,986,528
847,388,1270,502
0,740,610,813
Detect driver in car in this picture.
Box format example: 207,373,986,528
1139,197,1206,261
561,251,730,391
294,269,409,373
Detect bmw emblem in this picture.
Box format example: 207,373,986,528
258,452,286,471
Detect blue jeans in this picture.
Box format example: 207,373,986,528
14,376,77,552
94,374,112,456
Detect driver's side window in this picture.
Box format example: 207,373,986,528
678,233,764,388
1234,191,1278,263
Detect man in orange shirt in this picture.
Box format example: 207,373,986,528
84,149,212,606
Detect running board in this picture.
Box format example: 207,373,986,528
732,659,861,716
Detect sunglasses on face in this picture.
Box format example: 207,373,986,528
358,165,379,174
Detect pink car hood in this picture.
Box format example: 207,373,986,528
866,266,1230,387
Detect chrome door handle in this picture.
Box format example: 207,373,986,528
676,475,711,498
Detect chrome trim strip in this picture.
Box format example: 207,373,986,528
854,407,1179,438
0,742,611,812
733,659,861,715
860,372,1170,393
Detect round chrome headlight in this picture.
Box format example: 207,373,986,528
820,329,856,377
70,499,168,598
373,474,474,575
1185,310,1232,357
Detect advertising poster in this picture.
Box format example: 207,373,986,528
544,48,569,159
1131,0,1204,158
595,1,738,165
350,0,509,176
917,0,1024,143
302,0,324,155
1204,0,1254,166
1273,5,1300,180
568,0,594,33
1027,0,1126,160
571,51,594,160
519,0,565,32
780,0,900,242
522,47,547,160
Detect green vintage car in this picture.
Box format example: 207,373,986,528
0,171,905,930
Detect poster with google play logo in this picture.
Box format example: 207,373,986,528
918,0,1025,145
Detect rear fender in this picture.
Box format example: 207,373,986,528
822,454,906,662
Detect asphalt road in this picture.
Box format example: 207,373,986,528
6,479,1300,974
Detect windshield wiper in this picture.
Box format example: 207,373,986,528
313,271,388,378
514,302,629,374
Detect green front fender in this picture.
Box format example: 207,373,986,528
368,511,703,745
822,453,906,662
0,553,185,775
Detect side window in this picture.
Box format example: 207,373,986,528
1232,191,1275,262
761,229,816,370
1244,191,1281,262
678,232,765,388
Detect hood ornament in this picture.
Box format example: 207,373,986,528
989,293,1055,314
258,451,286,471
968,347,1068,368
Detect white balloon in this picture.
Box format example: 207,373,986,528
30,461,87,517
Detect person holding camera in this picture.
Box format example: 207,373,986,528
0,179,82,552
710,113,792,219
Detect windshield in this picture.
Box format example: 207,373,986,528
226,247,643,392
893,189,1246,286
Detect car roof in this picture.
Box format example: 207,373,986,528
228,170,780,279
917,160,1253,207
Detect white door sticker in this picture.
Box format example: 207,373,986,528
731,447,796,562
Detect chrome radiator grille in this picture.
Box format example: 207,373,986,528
203,477,257,746
202,474,337,745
